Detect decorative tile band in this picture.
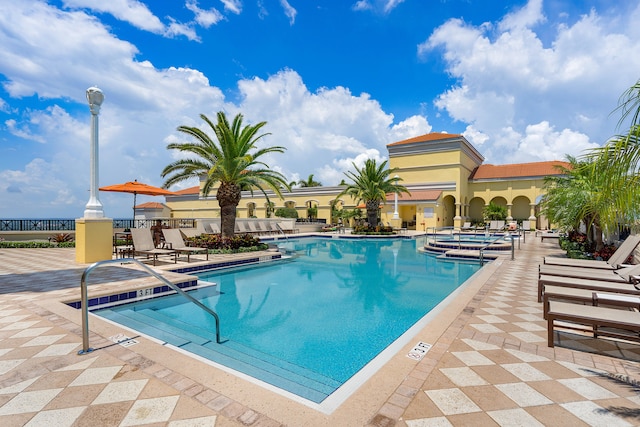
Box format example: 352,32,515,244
66,253,282,310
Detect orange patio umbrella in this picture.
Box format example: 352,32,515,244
99,179,177,223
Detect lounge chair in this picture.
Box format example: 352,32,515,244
195,221,211,235
236,221,250,234
546,300,640,347
162,229,209,262
247,221,264,235
540,231,560,242
180,227,200,238
538,263,640,283
210,222,221,234
258,221,270,235
543,235,640,270
460,222,473,231
542,284,640,319
130,228,177,266
537,273,640,302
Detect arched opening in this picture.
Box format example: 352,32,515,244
443,195,456,228
511,196,531,222
468,197,486,224
246,202,256,218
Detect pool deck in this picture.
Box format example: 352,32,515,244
1,233,640,426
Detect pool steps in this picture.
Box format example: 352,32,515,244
97,307,340,403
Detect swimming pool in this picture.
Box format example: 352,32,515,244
95,237,482,405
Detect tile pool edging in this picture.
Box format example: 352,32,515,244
65,253,282,310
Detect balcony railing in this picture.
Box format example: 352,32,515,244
0,218,196,232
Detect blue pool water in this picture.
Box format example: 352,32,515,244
96,237,482,403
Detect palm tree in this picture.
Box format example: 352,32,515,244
582,79,640,235
338,159,409,227
298,174,322,187
541,156,615,250
161,112,289,238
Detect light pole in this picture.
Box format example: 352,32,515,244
392,174,399,219
84,87,105,218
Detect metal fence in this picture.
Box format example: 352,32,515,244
0,218,196,231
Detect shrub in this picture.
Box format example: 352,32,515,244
274,207,299,218
51,233,74,243
186,233,268,252
0,241,55,248
352,225,395,235
559,231,599,260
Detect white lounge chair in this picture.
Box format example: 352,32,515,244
539,263,640,284
130,228,177,266
537,273,640,303
162,229,208,262
544,235,640,270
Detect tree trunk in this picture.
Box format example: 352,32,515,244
217,182,241,239
594,224,604,251
366,200,379,227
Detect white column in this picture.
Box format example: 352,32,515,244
84,87,105,218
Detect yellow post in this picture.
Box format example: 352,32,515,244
75,218,113,263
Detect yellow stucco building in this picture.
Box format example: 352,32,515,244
164,133,567,231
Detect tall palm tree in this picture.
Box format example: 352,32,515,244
298,174,322,187
338,159,409,227
161,112,289,238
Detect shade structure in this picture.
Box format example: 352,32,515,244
99,180,177,223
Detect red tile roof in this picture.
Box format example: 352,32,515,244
387,132,463,147
173,186,200,195
469,161,570,180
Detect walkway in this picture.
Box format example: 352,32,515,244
0,236,638,426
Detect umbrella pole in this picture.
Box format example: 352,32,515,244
132,192,137,228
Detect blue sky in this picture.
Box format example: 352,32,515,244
1,0,639,218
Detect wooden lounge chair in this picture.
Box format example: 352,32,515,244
546,300,640,347
540,231,560,242
538,263,640,284
162,229,209,262
543,235,640,270
537,273,640,302
542,285,640,319
130,228,177,266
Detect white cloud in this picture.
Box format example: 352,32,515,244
280,0,297,25
165,19,200,41
352,0,404,14
232,69,407,184
62,0,165,33
220,0,242,15
186,0,224,28
419,0,640,164
352,1,371,12
498,0,545,31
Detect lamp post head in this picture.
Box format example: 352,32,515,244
86,86,104,114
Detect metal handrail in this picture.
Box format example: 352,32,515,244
274,223,288,240
79,258,222,354
477,234,510,265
